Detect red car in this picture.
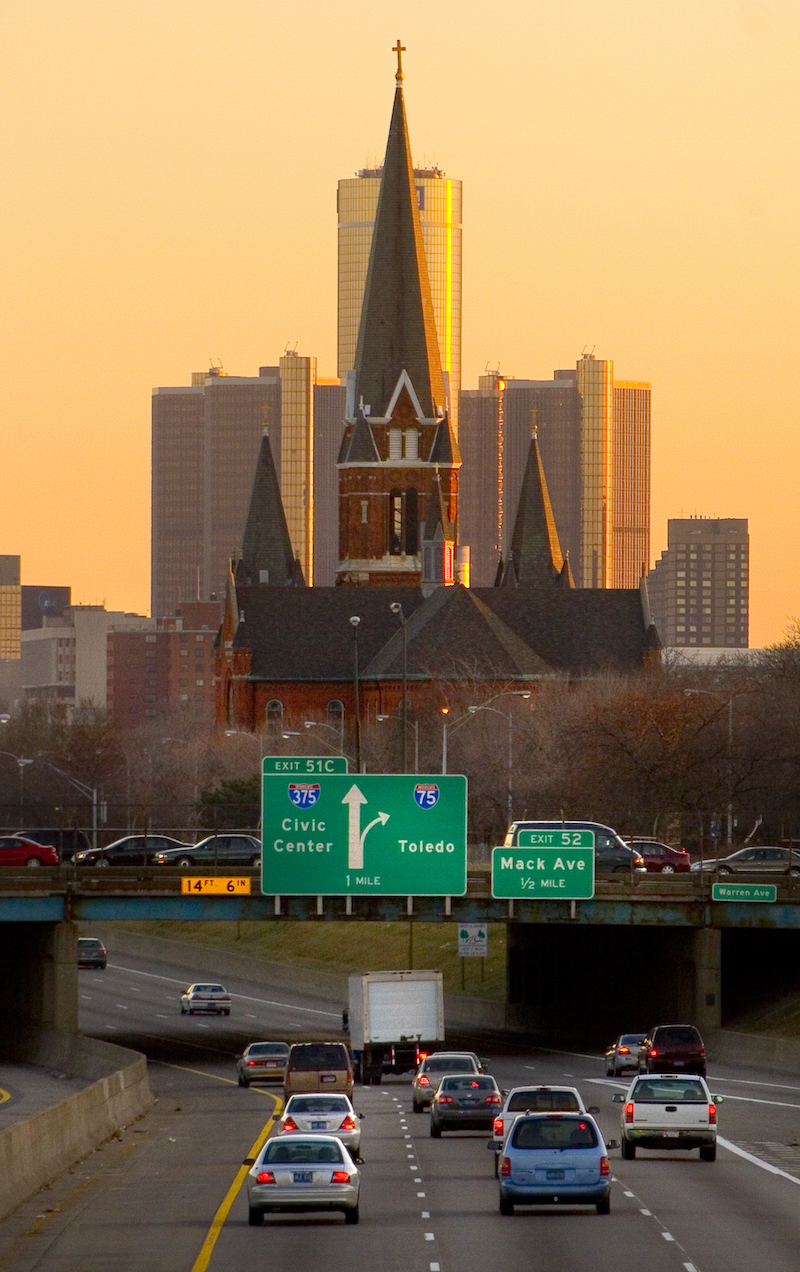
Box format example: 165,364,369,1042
626,839,691,873
0,835,59,867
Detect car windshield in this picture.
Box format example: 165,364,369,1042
655,1027,701,1045
633,1079,706,1102
507,1089,580,1112
440,1077,495,1093
512,1117,598,1150
426,1057,475,1073
193,985,224,994
289,1046,347,1070
288,1097,349,1114
248,1044,288,1057
262,1140,344,1165
79,940,103,949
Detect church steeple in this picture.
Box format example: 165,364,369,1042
234,427,305,588
337,46,460,588
498,427,572,590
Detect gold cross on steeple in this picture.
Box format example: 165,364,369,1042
393,39,406,83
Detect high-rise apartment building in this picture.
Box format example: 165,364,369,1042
151,362,345,619
0,557,21,660
647,518,749,647
576,353,614,588
613,380,651,589
338,166,462,433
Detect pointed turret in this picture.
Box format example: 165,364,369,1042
499,428,570,590
234,428,305,588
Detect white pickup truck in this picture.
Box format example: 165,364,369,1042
612,1073,723,1160
488,1085,599,1175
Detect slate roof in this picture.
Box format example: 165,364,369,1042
233,583,656,682
351,82,446,421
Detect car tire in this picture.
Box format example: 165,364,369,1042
596,1195,611,1215
430,1123,442,1138
699,1143,716,1161
661,865,675,873
790,868,800,879
718,866,732,875
499,1196,514,1216
248,1206,263,1226
250,856,260,867
621,1139,636,1160
96,859,110,868
412,1099,423,1113
24,858,42,867
176,857,194,868
344,1205,359,1225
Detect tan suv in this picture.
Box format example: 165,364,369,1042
284,1043,354,1098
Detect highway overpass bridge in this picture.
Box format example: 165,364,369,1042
3,869,800,1053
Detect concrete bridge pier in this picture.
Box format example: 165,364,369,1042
505,921,721,1043
0,921,79,1060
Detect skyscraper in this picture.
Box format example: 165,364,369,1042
648,518,749,647
338,167,462,434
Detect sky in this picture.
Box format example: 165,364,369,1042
1,0,798,646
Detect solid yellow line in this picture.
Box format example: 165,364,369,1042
191,1090,282,1272
0,1089,9,1105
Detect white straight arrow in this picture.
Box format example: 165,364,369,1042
342,785,389,869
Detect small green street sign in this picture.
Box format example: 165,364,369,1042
261,773,467,896
263,756,348,775
712,882,777,903
458,923,488,957
492,831,595,899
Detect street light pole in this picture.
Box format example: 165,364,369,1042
350,617,362,774
0,752,34,827
390,602,408,774
41,760,98,850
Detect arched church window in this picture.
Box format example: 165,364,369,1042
404,487,419,555
389,488,403,555
266,699,283,736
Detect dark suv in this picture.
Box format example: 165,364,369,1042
638,1024,706,1077
503,821,646,873
16,828,91,863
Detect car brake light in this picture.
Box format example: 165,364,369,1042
619,1046,629,1054
708,1103,717,1124
418,1051,428,1062
485,1094,502,1104
500,1157,511,1177
347,1070,353,1082
256,1171,275,1184
339,1116,357,1131
635,856,645,866
247,1060,256,1067
625,1102,634,1123
600,1156,610,1176
699,1046,705,1055
331,1171,350,1183
438,1095,455,1104
282,1117,298,1131
649,1049,657,1057
493,1118,504,1135
418,1075,430,1086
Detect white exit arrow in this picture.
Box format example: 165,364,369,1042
342,784,389,869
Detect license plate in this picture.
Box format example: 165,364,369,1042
294,1172,313,1183
265,1061,278,1067
311,1121,327,1129
672,1060,685,1067
663,1130,679,1137
320,1074,335,1083
546,1169,565,1181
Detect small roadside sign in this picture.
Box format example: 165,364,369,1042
181,877,252,896
458,923,488,957
492,829,595,899
263,756,348,775
712,882,777,903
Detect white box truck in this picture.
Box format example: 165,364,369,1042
347,970,445,1085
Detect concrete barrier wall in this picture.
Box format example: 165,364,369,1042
0,1032,154,1222
706,1027,800,1078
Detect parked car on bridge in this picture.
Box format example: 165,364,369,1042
14,828,90,862
74,835,191,867
625,839,691,873
0,835,59,867
689,846,800,877
153,833,261,868
503,821,646,873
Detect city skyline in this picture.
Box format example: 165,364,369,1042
2,3,799,645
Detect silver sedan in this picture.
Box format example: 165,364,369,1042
245,1135,360,1225
279,1093,363,1155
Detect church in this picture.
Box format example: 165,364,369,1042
216,55,660,738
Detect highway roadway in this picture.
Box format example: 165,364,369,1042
1,948,800,1271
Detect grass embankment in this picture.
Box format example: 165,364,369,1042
103,919,507,1001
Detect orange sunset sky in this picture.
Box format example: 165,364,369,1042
1,0,798,646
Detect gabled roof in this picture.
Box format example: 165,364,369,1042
499,430,567,589
339,408,380,464
352,82,445,422
234,429,304,588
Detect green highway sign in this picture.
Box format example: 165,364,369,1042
263,756,348,775
492,830,595,899
517,829,595,849
261,774,467,896
712,882,777,903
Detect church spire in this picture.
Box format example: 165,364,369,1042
352,49,446,422
499,426,570,590
234,427,305,588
